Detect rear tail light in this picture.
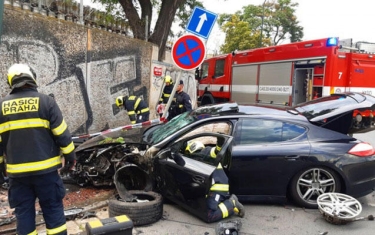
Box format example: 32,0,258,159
348,143,375,157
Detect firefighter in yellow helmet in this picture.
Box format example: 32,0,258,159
185,138,245,222
157,75,174,117
159,75,173,104
115,95,150,124
0,64,75,235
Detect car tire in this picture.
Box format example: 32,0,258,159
289,167,341,209
108,190,163,226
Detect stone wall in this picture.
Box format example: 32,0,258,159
0,5,196,135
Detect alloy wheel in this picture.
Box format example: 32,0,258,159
317,193,362,224
296,168,337,205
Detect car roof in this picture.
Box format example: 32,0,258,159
193,102,307,121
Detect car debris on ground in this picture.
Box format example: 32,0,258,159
0,184,116,234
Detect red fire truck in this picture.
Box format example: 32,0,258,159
196,37,375,107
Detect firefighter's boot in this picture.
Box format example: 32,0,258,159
229,194,245,218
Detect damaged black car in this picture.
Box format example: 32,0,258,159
70,92,375,224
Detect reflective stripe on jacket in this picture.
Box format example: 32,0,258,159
209,163,230,195
160,84,173,104
124,96,150,124
0,87,74,177
168,91,192,120
175,91,192,114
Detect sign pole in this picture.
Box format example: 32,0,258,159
162,71,182,120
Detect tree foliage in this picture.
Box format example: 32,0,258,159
218,0,303,53
93,0,203,61
220,15,261,53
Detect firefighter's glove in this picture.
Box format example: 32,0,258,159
60,152,76,175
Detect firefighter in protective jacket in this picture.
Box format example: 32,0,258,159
206,162,245,222
157,75,174,117
159,75,173,104
185,137,245,222
0,64,76,235
115,95,150,124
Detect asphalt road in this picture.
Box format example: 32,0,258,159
29,189,375,235
128,191,375,235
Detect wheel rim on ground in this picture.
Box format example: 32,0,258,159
317,192,362,224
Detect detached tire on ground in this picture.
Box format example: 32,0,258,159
108,190,163,226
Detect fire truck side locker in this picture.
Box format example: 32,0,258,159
312,65,324,99
231,64,258,105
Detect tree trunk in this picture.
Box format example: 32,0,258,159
119,0,153,41
149,0,185,61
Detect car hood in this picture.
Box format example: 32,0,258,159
292,92,375,134
75,127,148,152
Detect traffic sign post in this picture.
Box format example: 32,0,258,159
171,35,206,71
186,6,218,39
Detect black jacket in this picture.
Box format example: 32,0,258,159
159,84,173,104
0,87,75,178
168,91,192,120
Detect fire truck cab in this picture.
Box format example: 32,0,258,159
196,37,375,107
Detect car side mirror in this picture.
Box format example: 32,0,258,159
171,152,186,166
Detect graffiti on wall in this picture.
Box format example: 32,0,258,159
0,36,148,135
150,60,197,112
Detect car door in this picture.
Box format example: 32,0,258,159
227,118,311,201
153,132,233,222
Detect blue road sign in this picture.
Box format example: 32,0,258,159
186,6,218,39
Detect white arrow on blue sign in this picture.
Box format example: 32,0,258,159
186,6,218,39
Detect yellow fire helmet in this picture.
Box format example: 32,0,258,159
115,96,124,107
7,64,37,89
165,75,172,84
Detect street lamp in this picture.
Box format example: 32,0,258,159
259,0,266,47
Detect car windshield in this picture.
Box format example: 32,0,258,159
293,94,362,120
149,112,197,144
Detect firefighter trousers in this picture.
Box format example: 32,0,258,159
207,193,235,223
8,171,67,235
136,113,149,123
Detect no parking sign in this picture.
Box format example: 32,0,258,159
171,35,206,71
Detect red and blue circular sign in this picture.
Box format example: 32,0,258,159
172,35,206,70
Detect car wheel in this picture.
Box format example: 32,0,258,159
290,167,341,209
108,190,163,226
